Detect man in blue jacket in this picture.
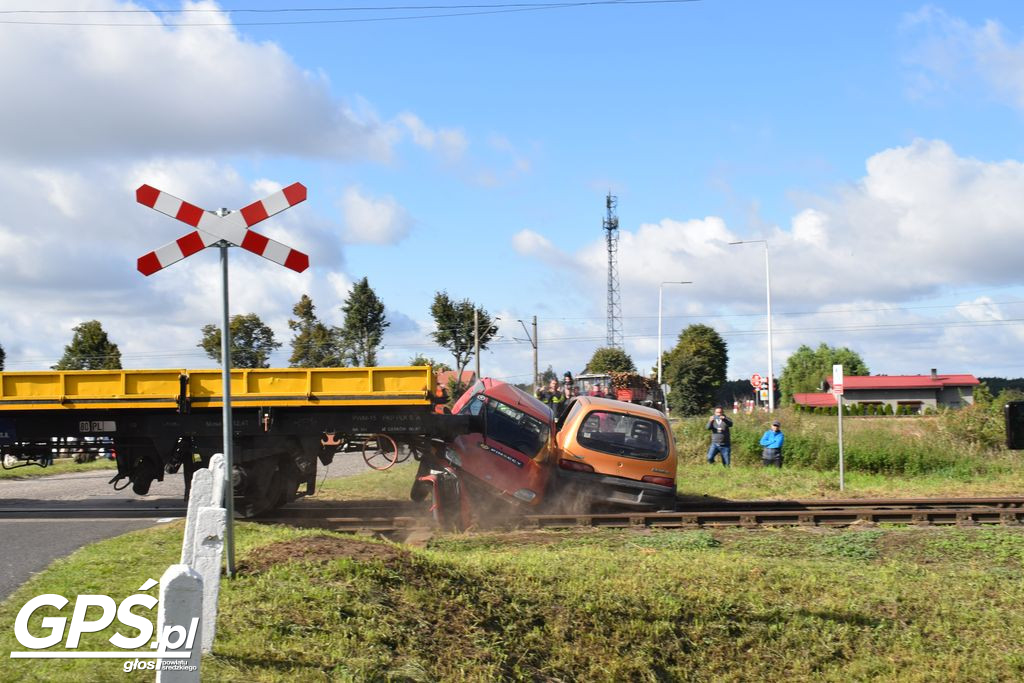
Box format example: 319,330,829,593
759,420,784,468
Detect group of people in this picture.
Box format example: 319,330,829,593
705,406,785,468
536,373,578,415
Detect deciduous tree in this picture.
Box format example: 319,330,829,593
430,291,496,395
53,320,122,370
408,354,451,372
778,343,869,402
583,347,636,374
288,294,341,367
339,277,389,367
661,324,728,415
199,313,281,369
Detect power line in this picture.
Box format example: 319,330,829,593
0,0,700,27
538,299,1024,322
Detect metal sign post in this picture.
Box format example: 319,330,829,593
218,238,236,576
833,364,845,491
137,183,309,578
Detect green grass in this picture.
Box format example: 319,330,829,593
315,461,419,500
0,457,116,480
4,523,1024,682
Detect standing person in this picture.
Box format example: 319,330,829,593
562,372,577,401
759,420,785,468
705,406,733,467
537,378,563,416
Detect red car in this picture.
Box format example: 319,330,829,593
413,378,556,528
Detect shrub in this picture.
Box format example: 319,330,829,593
883,404,894,416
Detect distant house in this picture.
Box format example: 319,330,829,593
436,369,477,390
793,369,979,414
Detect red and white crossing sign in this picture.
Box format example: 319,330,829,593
750,373,762,389
136,183,309,275
135,181,310,578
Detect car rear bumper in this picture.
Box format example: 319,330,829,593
556,470,676,510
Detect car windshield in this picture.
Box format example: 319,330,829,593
576,411,669,460
483,397,550,459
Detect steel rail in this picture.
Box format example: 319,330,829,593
259,497,1024,532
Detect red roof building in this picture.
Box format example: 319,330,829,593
793,370,979,414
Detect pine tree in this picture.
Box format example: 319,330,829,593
288,295,341,367
53,320,122,370
339,277,389,367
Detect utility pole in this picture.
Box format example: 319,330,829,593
532,315,538,393
604,193,623,349
473,308,480,380
519,317,539,393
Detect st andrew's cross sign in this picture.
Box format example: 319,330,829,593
137,182,309,577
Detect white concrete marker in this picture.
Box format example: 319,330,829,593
180,468,213,566
156,564,203,682
192,506,226,653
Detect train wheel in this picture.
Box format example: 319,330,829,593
361,434,400,470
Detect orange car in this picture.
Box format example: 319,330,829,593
554,396,677,510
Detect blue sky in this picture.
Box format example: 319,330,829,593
2,1,1024,384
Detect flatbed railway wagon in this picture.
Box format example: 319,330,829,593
0,366,473,516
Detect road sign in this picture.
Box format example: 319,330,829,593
759,390,769,401
137,181,309,579
750,373,762,388
832,364,844,395
136,183,309,275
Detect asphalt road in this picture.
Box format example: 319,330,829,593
0,455,373,601
0,469,185,601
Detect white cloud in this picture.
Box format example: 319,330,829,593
903,7,1024,110
339,186,412,245
511,229,559,258
396,112,468,162
516,140,1024,377
0,0,394,162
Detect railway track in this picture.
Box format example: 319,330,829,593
4,497,1021,528
259,496,1024,533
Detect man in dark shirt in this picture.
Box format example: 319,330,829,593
705,406,733,467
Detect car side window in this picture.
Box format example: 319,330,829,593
556,398,581,433
460,394,485,417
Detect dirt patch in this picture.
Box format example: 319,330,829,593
239,535,411,574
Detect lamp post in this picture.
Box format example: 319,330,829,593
659,282,692,411
729,239,774,412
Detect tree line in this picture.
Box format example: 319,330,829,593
7,292,1009,417
14,280,496,394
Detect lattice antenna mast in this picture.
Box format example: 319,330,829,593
603,193,623,349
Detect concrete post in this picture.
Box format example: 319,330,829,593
180,468,213,566
156,564,202,682
208,453,225,509
191,506,226,652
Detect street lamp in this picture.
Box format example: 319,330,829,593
659,282,692,405
729,239,775,413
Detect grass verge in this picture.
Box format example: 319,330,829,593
0,458,116,480
2,523,1024,682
